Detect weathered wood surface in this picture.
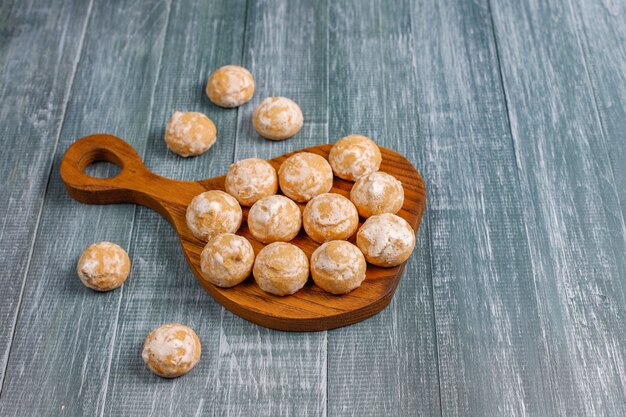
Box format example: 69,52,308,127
0,0,625,415
490,0,626,415
0,0,92,388
327,0,441,415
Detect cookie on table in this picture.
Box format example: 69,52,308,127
142,323,201,378
303,193,359,243
247,195,301,244
329,134,382,181
186,190,242,242
311,240,366,294
225,157,278,206
356,213,415,267
253,96,303,140
253,242,309,296
350,171,404,218
76,242,130,291
278,152,333,203
164,111,216,157
205,65,255,108
200,233,254,288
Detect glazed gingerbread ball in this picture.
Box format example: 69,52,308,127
200,233,255,288
350,171,404,218
164,111,216,157
142,323,201,378
303,193,359,243
253,242,309,296
76,242,131,291
252,96,303,140
247,195,301,243
278,152,333,202
329,134,382,181
356,213,416,267
186,190,242,242
224,158,278,206
311,240,366,294
205,65,255,108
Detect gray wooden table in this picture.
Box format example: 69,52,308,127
1,0,624,416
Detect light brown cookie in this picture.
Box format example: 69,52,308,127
142,323,201,378
225,158,278,206
311,240,366,294
200,233,255,288
278,152,333,202
350,171,404,218
164,111,216,157
328,134,382,181
205,65,255,108
186,190,242,242
303,193,359,243
76,242,131,291
356,213,415,267
253,242,309,296
247,195,301,243
252,97,303,140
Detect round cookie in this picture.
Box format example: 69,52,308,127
225,158,278,206
205,65,255,108
186,190,242,242
303,193,359,243
350,171,404,218
76,242,131,291
164,111,216,157
200,233,254,288
356,213,416,267
253,242,309,296
252,96,303,140
329,134,382,181
311,240,366,294
247,195,301,243
142,323,201,378
278,152,333,202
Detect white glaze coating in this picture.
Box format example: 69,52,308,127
303,193,359,243
328,134,382,181
356,213,416,267
205,65,255,108
350,171,404,218
200,233,255,288
311,240,366,294
186,190,242,241
247,195,301,243
142,323,201,378
165,111,216,157
253,242,309,296
278,152,333,202
252,96,303,140
76,241,131,291
225,158,278,206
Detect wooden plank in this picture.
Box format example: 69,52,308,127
100,0,247,414
489,0,626,415
213,0,328,415
570,0,626,218
327,1,441,415
0,0,92,388
0,0,170,414
409,0,562,414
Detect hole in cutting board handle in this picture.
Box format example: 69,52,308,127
83,161,122,179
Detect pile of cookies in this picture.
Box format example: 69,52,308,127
73,65,416,379
188,131,416,297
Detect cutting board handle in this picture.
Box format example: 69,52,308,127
60,134,209,224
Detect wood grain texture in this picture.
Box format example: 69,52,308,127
410,0,560,415
490,0,626,415
212,1,330,416
98,0,247,415
0,0,170,414
569,0,626,219
327,1,441,415
0,0,92,389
